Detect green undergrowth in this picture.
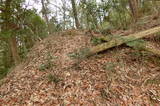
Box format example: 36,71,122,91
39,62,53,71
39,52,57,71
0,68,9,80
91,37,104,45
68,48,90,59
145,76,160,85
47,74,63,84
126,40,146,50
103,62,117,73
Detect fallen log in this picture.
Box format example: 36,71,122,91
143,43,160,56
98,35,160,56
83,26,160,57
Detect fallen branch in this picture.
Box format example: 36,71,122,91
84,26,160,57
98,35,160,56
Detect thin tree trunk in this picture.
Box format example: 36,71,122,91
129,0,140,22
8,37,21,65
41,0,51,34
63,10,66,30
71,0,80,29
61,0,67,30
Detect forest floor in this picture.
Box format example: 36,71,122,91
0,28,160,105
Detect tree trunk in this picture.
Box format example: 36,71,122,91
8,37,21,65
129,0,140,22
61,0,67,30
71,0,80,29
2,0,21,65
83,26,160,57
41,0,51,34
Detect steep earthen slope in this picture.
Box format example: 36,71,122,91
0,30,159,105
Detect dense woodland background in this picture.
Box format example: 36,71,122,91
0,0,160,79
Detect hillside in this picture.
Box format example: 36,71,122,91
0,30,159,105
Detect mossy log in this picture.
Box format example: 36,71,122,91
98,35,160,56
85,26,160,57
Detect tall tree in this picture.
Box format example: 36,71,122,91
61,0,67,30
71,0,80,29
0,0,48,66
1,0,21,65
41,0,51,34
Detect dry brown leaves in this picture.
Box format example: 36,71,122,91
0,30,160,105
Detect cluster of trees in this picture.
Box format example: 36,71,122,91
0,0,49,78
0,0,160,78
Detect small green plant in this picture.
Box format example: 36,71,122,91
38,58,56,71
91,37,104,45
39,52,57,71
130,50,149,59
39,62,52,71
145,75,160,85
47,74,62,84
68,52,79,59
100,89,109,99
68,48,90,59
131,51,142,57
103,62,117,73
126,40,146,50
